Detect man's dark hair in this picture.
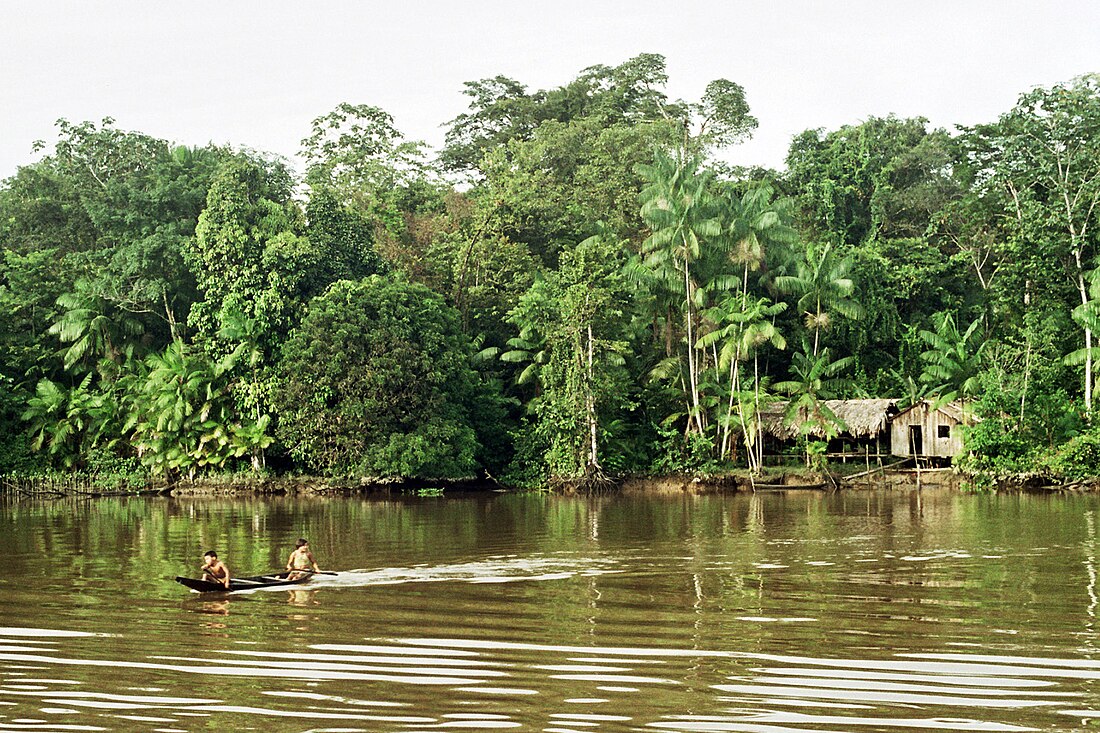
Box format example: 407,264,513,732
296,538,309,548
204,550,217,558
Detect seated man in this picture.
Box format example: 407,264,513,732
201,550,231,589
286,538,321,579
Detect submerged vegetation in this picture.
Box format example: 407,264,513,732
3,55,1100,488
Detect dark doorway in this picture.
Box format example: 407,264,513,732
908,425,923,456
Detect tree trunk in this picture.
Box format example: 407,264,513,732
1077,266,1093,415
754,354,765,471
721,354,739,461
683,258,704,435
162,290,178,342
586,324,600,475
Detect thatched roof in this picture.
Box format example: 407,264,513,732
760,398,899,440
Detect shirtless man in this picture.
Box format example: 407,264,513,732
286,538,321,579
201,550,231,589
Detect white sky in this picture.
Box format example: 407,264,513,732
2,0,1098,179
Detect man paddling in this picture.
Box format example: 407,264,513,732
286,538,321,579
201,550,231,589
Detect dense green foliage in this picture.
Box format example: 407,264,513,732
3,59,1100,487
274,277,490,478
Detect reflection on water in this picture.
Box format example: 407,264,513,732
3,490,1100,731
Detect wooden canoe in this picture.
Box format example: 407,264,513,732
175,570,314,593
750,482,827,491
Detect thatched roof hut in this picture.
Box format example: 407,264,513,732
760,399,899,440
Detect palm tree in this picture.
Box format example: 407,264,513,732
921,311,986,405
698,294,786,466
719,183,798,299
49,280,145,375
774,243,863,356
500,329,549,393
22,375,99,468
126,341,237,480
637,149,720,435
775,346,857,467
1066,268,1100,414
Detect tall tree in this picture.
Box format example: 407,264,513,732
784,116,943,246
718,182,798,299
698,294,786,467
966,75,1100,412
637,150,720,435
440,54,677,174
301,103,434,233
185,157,311,345
506,234,632,483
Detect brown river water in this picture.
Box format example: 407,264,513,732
3,489,1100,732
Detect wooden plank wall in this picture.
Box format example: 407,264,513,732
890,402,963,458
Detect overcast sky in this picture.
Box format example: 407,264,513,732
2,1,1098,179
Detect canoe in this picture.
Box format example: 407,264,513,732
175,570,314,593
751,482,827,491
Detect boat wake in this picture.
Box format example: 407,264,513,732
315,554,622,589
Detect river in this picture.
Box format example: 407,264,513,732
2,489,1100,732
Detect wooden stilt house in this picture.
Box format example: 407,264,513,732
760,399,899,460
889,399,968,461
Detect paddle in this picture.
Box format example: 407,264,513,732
282,569,338,576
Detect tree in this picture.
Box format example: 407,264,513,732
275,277,493,478
303,186,385,289
302,104,428,190
22,376,99,469
775,242,864,356
475,116,674,264
699,294,786,468
301,103,434,238
718,182,798,298
123,341,269,480
683,79,758,153
49,279,145,375
506,234,632,483
637,150,720,436
33,122,235,343
784,116,945,246
775,346,857,466
966,76,1100,411
0,372,34,471
440,54,677,174
185,157,313,347
0,124,230,387
919,311,987,404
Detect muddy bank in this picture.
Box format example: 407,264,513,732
620,468,966,493
0,474,502,498
841,468,962,491
8,467,1098,498
168,475,499,497
618,471,823,494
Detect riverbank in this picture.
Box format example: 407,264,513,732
0,473,502,499
616,467,964,494
5,465,1100,498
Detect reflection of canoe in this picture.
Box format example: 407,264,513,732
751,482,827,492
175,570,313,593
